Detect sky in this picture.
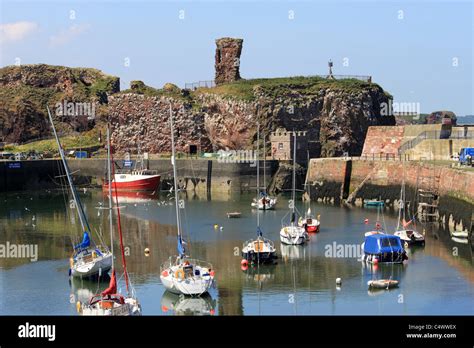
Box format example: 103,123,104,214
0,0,473,115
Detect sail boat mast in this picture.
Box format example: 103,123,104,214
256,122,260,229
263,131,266,195
291,130,297,219
106,125,114,269
169,104,182,240
47,106,88,233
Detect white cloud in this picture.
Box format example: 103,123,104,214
49,24,90,47
0,21,38,43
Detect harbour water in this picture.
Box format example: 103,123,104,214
0,190,472,315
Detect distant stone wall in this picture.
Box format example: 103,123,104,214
361,126,405,155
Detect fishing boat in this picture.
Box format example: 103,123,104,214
251,131,277,210
393,166,425,246
159,104,215,296
242,123,277,264
79,126,141,316
103,170,160,192
298,208,320,233
368,279,399,290
279,131,308,245
362,234,408,263
47,107,112,279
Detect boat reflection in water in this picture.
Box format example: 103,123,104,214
160,291,216,315
69,276,110,308
242,264,276,285
280,243,311,261
105,191,159,205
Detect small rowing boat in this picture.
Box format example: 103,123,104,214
367,279,399,289
227,212,241,218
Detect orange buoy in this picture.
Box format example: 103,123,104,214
241,259,248,267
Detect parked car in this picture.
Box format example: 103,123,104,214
459,148,474,166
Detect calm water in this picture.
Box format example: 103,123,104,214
0,189,472,315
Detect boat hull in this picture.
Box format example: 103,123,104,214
280,226,308,245
103,175,160,192
241,251,277,264
362,252,407,264
71,252,113,278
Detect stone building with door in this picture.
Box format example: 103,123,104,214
270,128,308,164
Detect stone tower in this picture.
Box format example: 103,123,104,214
215,37,243,85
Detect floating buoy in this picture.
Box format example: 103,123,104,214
214,224,219,230
144,247,150,254
336,277,342,285
241,259,248,267
219,226,223,231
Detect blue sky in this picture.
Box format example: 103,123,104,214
0,0,472,115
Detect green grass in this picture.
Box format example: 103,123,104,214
5,128,102,153
195,76,381,101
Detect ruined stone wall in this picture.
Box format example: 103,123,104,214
215,38,243,85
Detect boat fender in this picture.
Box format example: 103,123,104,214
69,257,74,269
175,269,185,280
210,270,215,277
92,251,97,259
161,270,169,277
76,301,82,313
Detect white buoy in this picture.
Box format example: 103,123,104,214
219,226,223,231
336,277,342,285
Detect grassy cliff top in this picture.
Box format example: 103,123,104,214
195,76,389,101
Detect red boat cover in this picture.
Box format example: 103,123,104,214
101,270,117,296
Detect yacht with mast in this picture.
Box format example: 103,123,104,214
279,131,308,245
47,107,112,279
394,166,425,246
251,132,277,210
160,104,215,296
242,124,277,264
79,126,142,315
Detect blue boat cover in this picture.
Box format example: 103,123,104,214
364,234,403,254
74,231,91,250
177,235,185,256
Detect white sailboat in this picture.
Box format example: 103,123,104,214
251,131,277,210
160,104,215,296
242,123,277,264
394,165,425,246
280,131,308,245
47,107,112,278
79,125,141,316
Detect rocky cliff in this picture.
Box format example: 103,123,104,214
0,64,119,143
1,64,394,158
